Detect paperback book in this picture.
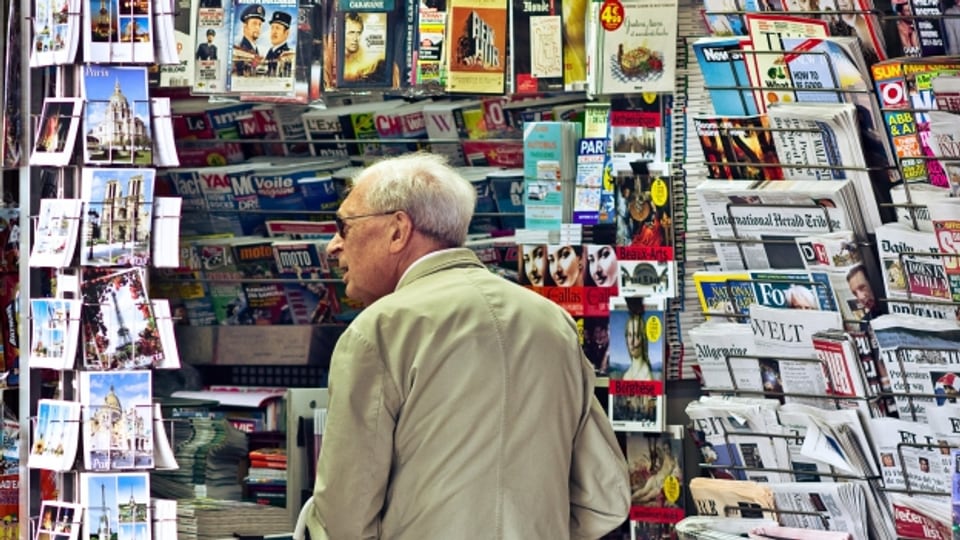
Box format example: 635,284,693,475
627,426,686,538
80,370,154,471
444,0,509,94
607,297,666,432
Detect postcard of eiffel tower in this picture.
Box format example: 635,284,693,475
80,267,164,371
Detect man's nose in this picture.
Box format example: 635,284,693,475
326,234,343,256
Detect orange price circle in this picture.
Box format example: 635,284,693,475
599,0,624,31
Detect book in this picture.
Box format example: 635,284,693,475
335,7,398,89
227,1,299,94
81,65,152,166
607,297,666,432
626,426,686,536
30,98,82,167
29,298,82,371
587,0,678,95
29,399,82,472
80,370,154,471
83,0,155,63
511,0,564,94
79,472,151,540
79,167,156,267
444,0,509,94
80,267,163,370
34,500,83,540
30,198,83,268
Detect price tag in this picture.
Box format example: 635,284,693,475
651,177,669,207
599,0,624,31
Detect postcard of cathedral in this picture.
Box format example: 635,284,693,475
81,65,152,166
79,268,164,371
79,471,151,540
80,370,154,471
80,167,156,267
29,399,83,472
83,0,155,64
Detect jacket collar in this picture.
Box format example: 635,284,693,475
396,248,485,290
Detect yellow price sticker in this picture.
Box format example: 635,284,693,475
663,475,680,504
651,177,668,207
645,315,662,343
599,0,624,31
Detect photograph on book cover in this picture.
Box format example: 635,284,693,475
29,299,83,371
31,0,80,66
30,198,83,269
81,65,152,166
444,0,508,94
30,399,83,472
228,0,298,93
79,472,150,540
34,500,83,540
30,98,83,167
83,0,155,63
336,10,392,88
80,267,164,370
80,371,154,471
80,167,156,267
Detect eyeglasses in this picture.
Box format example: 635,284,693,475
334,210,399,239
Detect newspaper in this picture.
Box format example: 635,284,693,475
689,477,777,520
696,180,863,271
676,516,779,540
889,493,953,539
689,321,757,392
686,396,790,483
866,417,950,497
876,222,956,321
749,304,843,408
871,314,960,422
748,527,851,540
768,482,867,539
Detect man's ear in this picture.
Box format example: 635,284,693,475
387,211,414,254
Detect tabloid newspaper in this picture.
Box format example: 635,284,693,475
877,222,956,321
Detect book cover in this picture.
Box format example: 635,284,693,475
81,65,152,166
29,299,82,371
511,0,564,94
30,198,83,268
30,97,82,167
607,297,666,432
79,472,151,540
30,399,83,472
192,0,232,93
627,427,685,538
34,500,83,540
335,7,394,89
80,370,154,471
227,0,299,93
590,0,677,95
83,0,155,63
444,0,508,94
562,0,588,90
80,267,163,370
80,167,156,267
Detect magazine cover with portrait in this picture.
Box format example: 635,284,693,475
607,297,666,432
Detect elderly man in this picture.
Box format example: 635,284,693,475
295,152,629,539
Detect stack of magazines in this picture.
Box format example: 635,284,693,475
151,415,248,501
176,498,291,540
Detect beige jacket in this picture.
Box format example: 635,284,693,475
300,249,630,539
